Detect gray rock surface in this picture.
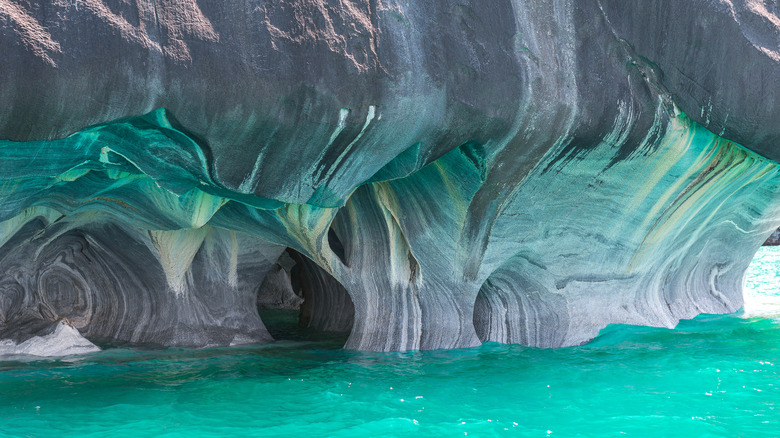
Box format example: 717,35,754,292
290,250,354,334
1,0,779,352
257,263,304,311
0,215,279,348
0,320,99,357
763,228,780,245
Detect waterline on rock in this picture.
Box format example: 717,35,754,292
2,248,780,436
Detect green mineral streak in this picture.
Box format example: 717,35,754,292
0,108,283,223
2,247,779,437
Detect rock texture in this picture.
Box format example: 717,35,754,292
0,320,99,357
763,228,780,245
256,263,304,311
290,250,354,334
1,0,780,352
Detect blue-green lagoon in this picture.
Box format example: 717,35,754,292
2,247,780,437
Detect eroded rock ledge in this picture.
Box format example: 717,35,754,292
1,0,780,353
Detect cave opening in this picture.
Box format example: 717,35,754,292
743,231,780,318
256,248,354,346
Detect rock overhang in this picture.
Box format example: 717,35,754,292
1,0,780,353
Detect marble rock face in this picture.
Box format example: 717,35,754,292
1,0,780,352
0,320,99,357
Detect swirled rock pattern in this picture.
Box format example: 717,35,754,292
290,250,354,334
1,0,780,353
0,214,280,347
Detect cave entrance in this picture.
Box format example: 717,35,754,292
256,248,354,345
743,231,780,318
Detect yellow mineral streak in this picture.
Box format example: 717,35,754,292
149,227,210,296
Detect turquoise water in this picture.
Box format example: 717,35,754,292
3,250,780,437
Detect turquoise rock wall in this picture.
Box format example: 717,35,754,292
2,101,780,351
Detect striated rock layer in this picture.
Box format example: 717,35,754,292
1,0,780,352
